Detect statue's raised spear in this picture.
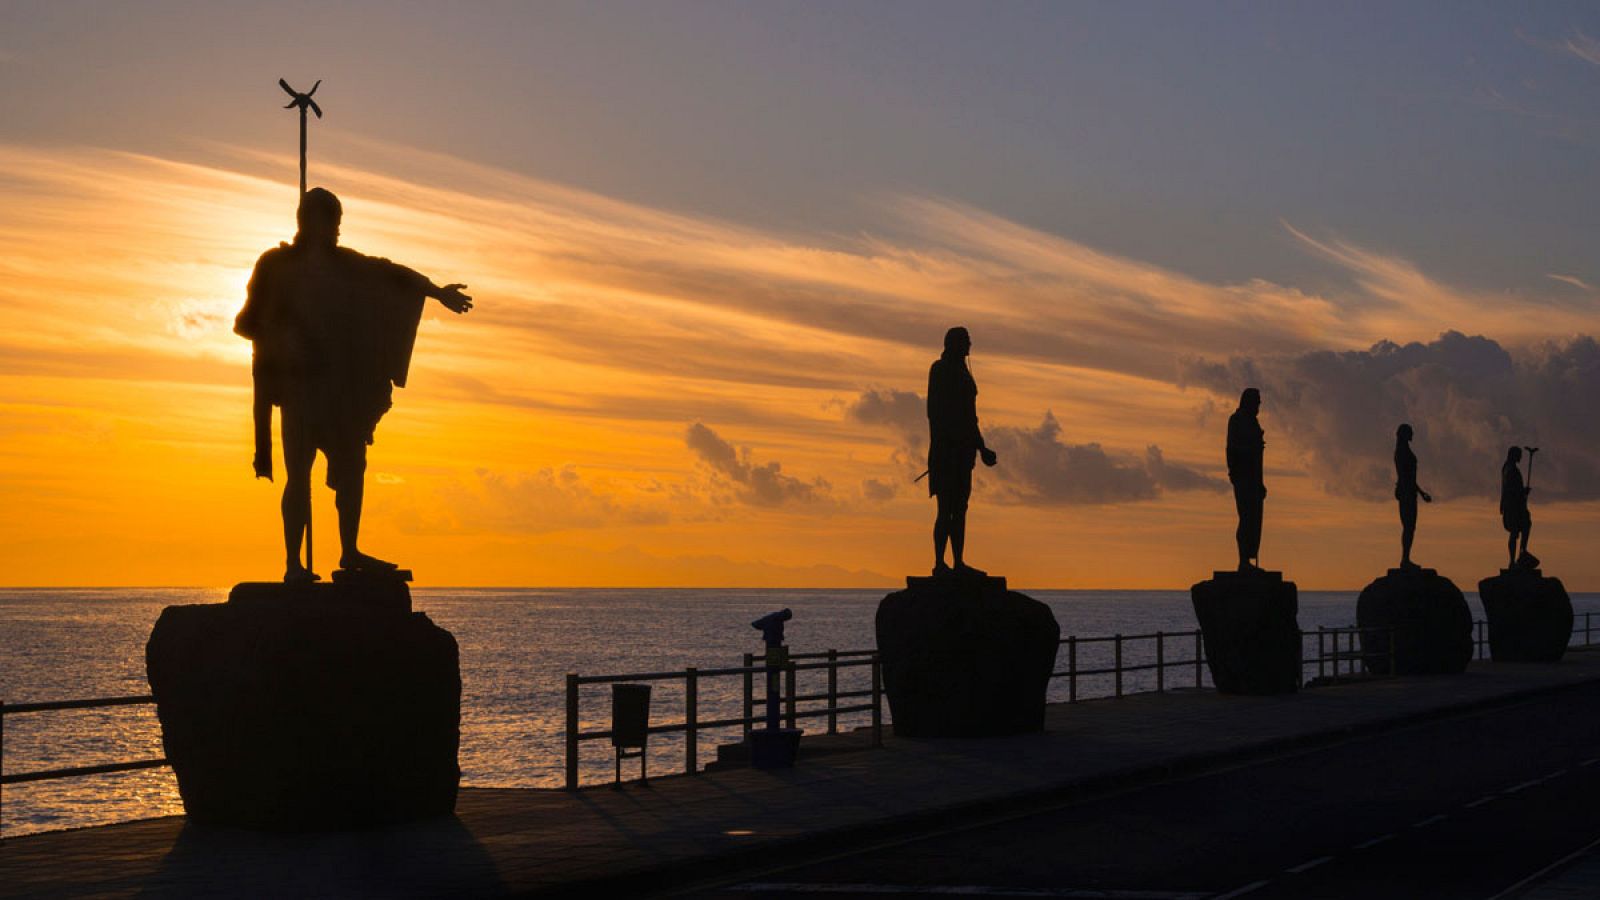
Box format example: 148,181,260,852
276,77,323,576
278,78,322,196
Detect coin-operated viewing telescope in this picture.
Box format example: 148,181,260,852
752,608,793,650
749,608,802,768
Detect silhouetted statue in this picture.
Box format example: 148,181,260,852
927,327,997,575
1226,388,1266,572
1394,423,1432,569
1501,446,1534,569
235,188,472,583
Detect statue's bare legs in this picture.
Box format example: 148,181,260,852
280,412,319,584
326,445,398,572
933,492,980,574
334,475,397,572
1399,496,1418,568
1509,523,1531,568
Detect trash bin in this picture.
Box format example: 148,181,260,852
612,683,651,784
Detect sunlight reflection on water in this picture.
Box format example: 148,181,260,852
2,586,1588,836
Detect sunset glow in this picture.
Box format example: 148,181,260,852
4,4,1599,588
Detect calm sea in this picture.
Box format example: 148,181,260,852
4,586,1596,837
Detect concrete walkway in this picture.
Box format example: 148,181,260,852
6,655,1600,899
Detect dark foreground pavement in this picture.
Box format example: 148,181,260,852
712,680,1600,899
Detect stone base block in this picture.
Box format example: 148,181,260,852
1190,570,1301,695
1480,569,1573,663
146,579,460,830
1357,568,1472,675
876,571,1058,738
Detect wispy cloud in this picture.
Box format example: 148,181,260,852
1560,29,1600,66
1548,273,1591,291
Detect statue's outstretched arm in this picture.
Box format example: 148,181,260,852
427,281,473,314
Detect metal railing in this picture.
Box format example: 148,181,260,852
1056,630,1208,700
10,610,1600,820
564,651,883,790
0,695,166,836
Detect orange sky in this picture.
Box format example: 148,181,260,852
2,135,1596,589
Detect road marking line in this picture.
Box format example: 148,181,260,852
1211,881,1271,900
1580,757,1600,767
1545,769,1569,780
1354,833,1395,849
1411,814,1448,828
1285,856,1333,874
1464,796,1497,808
1485,833,1600,900
728,885,1210,898
1505,779,1543,794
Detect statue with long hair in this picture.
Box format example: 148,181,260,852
1393,423,1432,569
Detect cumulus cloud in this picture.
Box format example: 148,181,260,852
685,422,830,506
861,477,897,502
981,412,1225,505
845,389,1221,505
1179,332,1600,501
844,388,926,447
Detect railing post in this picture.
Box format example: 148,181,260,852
785,662,798,729
1317,627,1326,680
742,653,755,740
870,657,883,747
1114,634,1123,697
1156,631,1165,692
1477,620,1485,659
1068,636,1078,702
565,674,579,790
685,667,699,776
1194,630,1203,688
827,648,839,735
1587,611,1592,647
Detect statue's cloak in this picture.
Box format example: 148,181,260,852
235,243,428,480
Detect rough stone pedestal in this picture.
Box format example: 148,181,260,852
1190,570,1301,695
146,578,461,830
1357,568,1472,675
876,572,1059,738
1480,568,1573,663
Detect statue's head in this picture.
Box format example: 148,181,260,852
1240,387,1261,416
1397,423,1413,443
296,187,342,247
943,326,971,358
1508,446,1523,465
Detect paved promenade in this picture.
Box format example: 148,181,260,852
6,654,1600,898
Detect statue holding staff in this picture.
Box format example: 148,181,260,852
235,188,472,583
1501,446,1536,570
